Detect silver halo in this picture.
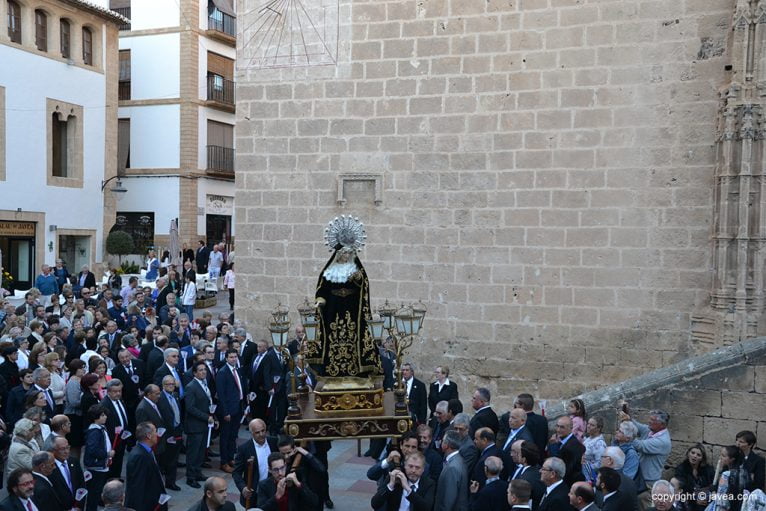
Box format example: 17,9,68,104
324,215,367,252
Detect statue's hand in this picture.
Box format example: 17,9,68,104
350,271,363,283
315,297,326,308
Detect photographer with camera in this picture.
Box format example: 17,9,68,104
256,452,319,511
371,450,435,511
278,435,327,511
367,432,421,488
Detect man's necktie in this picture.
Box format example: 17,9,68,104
26,500,33,511
61,462,72,491
172,367,184,397
45,389,54,410
232,367,242,400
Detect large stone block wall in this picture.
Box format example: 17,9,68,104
235,0,734,405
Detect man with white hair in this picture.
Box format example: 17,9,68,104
619,409,671,490
648,480,675,511
538,457,571,511
153,348,185,398
614,420,641,480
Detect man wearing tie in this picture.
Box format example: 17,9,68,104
158,376,183,492
184,362,215,489
370,451,435,511
32,368,56,419
153,349,185,400
31,451,66,511
100,380,130,479
216,349,244,473
111,349,146,430
500,409,535,480
47,437,85,510
248,341,271,421
1,468,40,511
125,422,166,511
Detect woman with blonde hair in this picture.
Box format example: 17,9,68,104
5,418,39,478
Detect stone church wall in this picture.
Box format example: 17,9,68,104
235,0,734,405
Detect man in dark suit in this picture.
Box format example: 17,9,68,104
47,436,86,510
568,481,600,511
216,349,245,472
514,393,549,455
512,441,546,509
248,340,272,421
1,468,39,511
539,457,575,511
370,451,435,511
32,368,56,420
146,336,169,378
402,363,428,425
595,467,623,511
232,419,277,508
507,479,535,511
184,361,215,488
256,452,319,511
416,424,443,482
195,241,210,274
31,451,66,511
112,349,146,427
500,409,535,480
234,328,256,370
187,476,236,511
598,446,638,511
471,428,500,490
135,384,165,450
736,430,766,491
158,375,183,491
124,422,166,511
435,430,468,511
468,456,508,511
469,387,499,436
548,416,585,486
74,266,96,297
153,348,185,400
100,379,130,479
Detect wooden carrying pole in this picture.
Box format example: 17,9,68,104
245,456,255,508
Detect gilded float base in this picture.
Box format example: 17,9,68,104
284,391,411,441
314,377,384,417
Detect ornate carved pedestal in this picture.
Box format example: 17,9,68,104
284,391,411,441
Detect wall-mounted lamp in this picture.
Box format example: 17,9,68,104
101,176,128,194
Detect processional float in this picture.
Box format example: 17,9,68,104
266,215,426,441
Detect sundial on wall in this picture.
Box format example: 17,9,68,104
240,0,339,69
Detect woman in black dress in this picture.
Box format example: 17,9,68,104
428,365,459,416
674,443,715,511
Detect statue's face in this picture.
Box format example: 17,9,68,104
337,249,354,264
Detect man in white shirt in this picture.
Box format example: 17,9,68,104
232,419,276,508
370,450,435,511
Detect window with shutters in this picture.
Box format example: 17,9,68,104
206,51,234,107
35,10,47,51
82,27,92,65
7,1,21,44
119,50,131,100
60,19,70,59
47,99,84,188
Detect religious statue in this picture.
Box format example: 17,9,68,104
307,216,381,378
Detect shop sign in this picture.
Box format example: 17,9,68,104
0,221,35,237
206,195,234,215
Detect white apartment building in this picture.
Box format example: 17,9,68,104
113,0,236,253
0,0,123,289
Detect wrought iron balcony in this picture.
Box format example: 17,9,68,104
118,81,130,100
113,7,131,31
207,9,236,43
207,145,235,176
206,75,235,111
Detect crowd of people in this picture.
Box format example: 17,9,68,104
0,254,765,511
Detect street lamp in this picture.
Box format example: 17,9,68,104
101,176,128,193
267,303,300,418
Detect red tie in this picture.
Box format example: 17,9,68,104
232,367,242,400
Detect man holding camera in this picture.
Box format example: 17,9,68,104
370,451,435,511
256,452,319,511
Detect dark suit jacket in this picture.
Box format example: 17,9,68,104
146,348,165,380
100,396,130,436
600,491,623,511
470,407,499,436
538,481,575,511
517,465,546,508
186,498,235,511
256,475,319,511
195,246,210,272
524,411,549,454
184,379,212,434
499,426,535,479
124,445,165,511
232,437,278,507
111,360,146,410
0,495,26,511
556,435,585,486
596,473,638,511
49,456,86,509
34,473,66,511
370,475,435,511
406,377,428,425
743,451,766,491
215,364,244,418
428,380,459,414
153,363,183,388
75,271,96,291
469,478,508,511
472,444,501,488
157,391,182,437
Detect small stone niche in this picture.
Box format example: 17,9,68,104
336,173,383,206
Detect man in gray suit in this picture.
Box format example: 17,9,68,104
435,430,468,511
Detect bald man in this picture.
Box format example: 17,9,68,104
232,419,277,508
500,408,535,479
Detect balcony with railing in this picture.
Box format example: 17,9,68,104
207,9,236,45
113,7,131,31
206,75,235,112
207,145,235,177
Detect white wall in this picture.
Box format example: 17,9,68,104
117,176,180,236
0,44,108,266
131,0,180,30
118,104,180,169
197,178,236,236
121,34,180,100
